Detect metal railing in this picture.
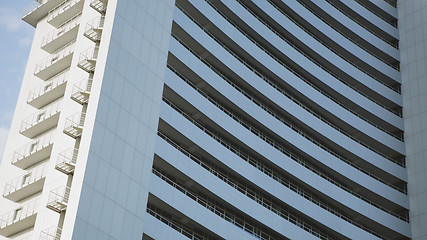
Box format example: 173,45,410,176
201,0,404,131
56,147,78,171
11,132,54,165
20,101,61,133
153,168,282,240
161,97,408,222
48,0,81,22
90,0,108,13
0,199,39,229
352,0,397,27
84,16,105,42
63,112,86,138
71,78,93,104
42,13,81,47
158,132,387,239
236,0,401,107
35,41,75,75
293,0,398,59
40,227,62,240
147,205,215,240
175,4,405,148
77,46,99,72
22,0,48,18
4,165,46,196
47,186,70,206
170,17,405,168
27,69,68,104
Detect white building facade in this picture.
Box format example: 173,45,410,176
0,0,425,239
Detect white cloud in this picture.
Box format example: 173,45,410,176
0,7,23,32
0,127,9,163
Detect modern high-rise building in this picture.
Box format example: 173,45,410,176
0,0,426,239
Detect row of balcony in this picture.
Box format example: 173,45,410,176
35,41,75,80
42,13,81,53
0,186,70,237
11,110,86,169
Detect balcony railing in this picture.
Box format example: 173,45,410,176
56,147,78,174
71,78,92,104
77,46,99,73
40,227,62,240
84,16,105,42
35,41,75,80
28,69,68,109
42,13,81,53
3,165,46,202
47,0,84,27
90,0,108,14
0,199,39,237
12,132,54,169
63,112,86,138
46,186,70,213
20,102,61,138
22,0,63,27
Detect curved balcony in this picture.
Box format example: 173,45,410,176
77,46,99,73
90,0,108,14
22,0,63,27
20,102,61,138
27,70,68,109
71,78,92,104
41,13,81,53
0,199,39,237
12,133,54,169
35,41,75,81
3,166,46,202
47,0,83,28
63,112,86,138
40,227,62,240
56,147,78,174
84,16,105,42
46,186,70,213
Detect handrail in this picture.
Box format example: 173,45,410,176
48,0,81,21
20,101,61,133
12,132,54,164
147,205,214,240
4,165,46,196
40,226,62,240
168,62,405,193
152,168,288,240
28,69,68,103
161,97,408,222
42,13,81,47
57,147,79,165
35,41,75,74
199,1,404,140
47,186,70,205
293,0,399,62
238,0,401,108
174,6,406,166
22,1,43,18
352,0,397,27
296,0,398,50
0,199,39,228
158,132,387,239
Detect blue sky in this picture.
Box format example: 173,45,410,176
0,1,34,159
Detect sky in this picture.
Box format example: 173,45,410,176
0,1,34,160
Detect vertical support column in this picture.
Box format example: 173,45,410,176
398,1,427,239
61,0,175,239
